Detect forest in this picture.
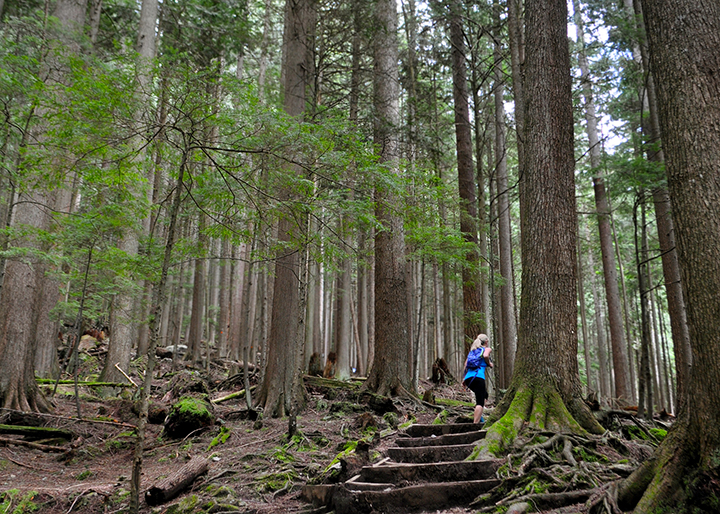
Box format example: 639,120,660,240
0,0,718,513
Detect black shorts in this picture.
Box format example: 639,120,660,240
464,376,488,406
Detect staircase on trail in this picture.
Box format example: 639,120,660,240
302,422,502,514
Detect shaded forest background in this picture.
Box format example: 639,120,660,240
0,0,680,414
2,0,720,513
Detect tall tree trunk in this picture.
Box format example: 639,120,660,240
449,0,483,353
256,0,312,417
129,146,187,514
635,195,654,419
0,0,88,412
628,0,692,412
493,8,517,383
573,0,631,403
577,218,594,394
588,240,610,400
477,0,603,456
187,215,207,363
365,0,412,397
618,5,720,508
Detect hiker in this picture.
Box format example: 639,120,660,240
463,333,493,423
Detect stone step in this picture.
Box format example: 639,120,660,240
333,478,501,514
394,429,486,447
387,443,475,463
403,422,481,438
359,458,502,484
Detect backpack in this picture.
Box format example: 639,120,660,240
466,348,485,370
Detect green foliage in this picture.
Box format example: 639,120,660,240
0,490,39,514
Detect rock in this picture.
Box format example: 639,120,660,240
507,502,531,514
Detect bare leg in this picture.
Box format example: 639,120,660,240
474,405,484,423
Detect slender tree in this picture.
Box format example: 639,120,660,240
447,0,484,351
573,0,631,402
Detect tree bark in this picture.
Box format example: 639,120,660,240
255,0,312,417
493,7,517,384
477,0,603,456
365,0,412,397
628,0,691,411
619,1,720,511
449,0,483,352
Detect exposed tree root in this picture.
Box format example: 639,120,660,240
468,410,667,513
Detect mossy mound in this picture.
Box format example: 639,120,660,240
164,396,216,438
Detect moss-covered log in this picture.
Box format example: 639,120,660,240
0,424,73,440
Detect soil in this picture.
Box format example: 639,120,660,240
0,355,467,514
0,353,667,514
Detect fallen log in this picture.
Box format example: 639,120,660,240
0,424,74,440
145,455,209,506
211,386,257,405
0,436,66,452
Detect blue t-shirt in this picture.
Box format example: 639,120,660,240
463,348,488,382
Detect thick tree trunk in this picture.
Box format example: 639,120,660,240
365,0,412,397
619,2,720,511
256,0,311,417
477,0,602,456
627,0,692,411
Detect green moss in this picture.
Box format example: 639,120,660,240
627,425,648,441
383,412,399,428
175,397,211,417
207,427,231,451
573,446,608,463
432,410,449,425
205,484,235,498
164,495,199,514
398,415,416,430
436,398,473,408
254,469,298,493
649,428,667,442
76,470,93,480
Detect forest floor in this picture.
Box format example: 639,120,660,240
0,346,669,514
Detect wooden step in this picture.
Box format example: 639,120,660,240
394,429,486,447
345,481,395,491
333,478,501,514
387,443,475,463
403,422,481,438
359,458,502,484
